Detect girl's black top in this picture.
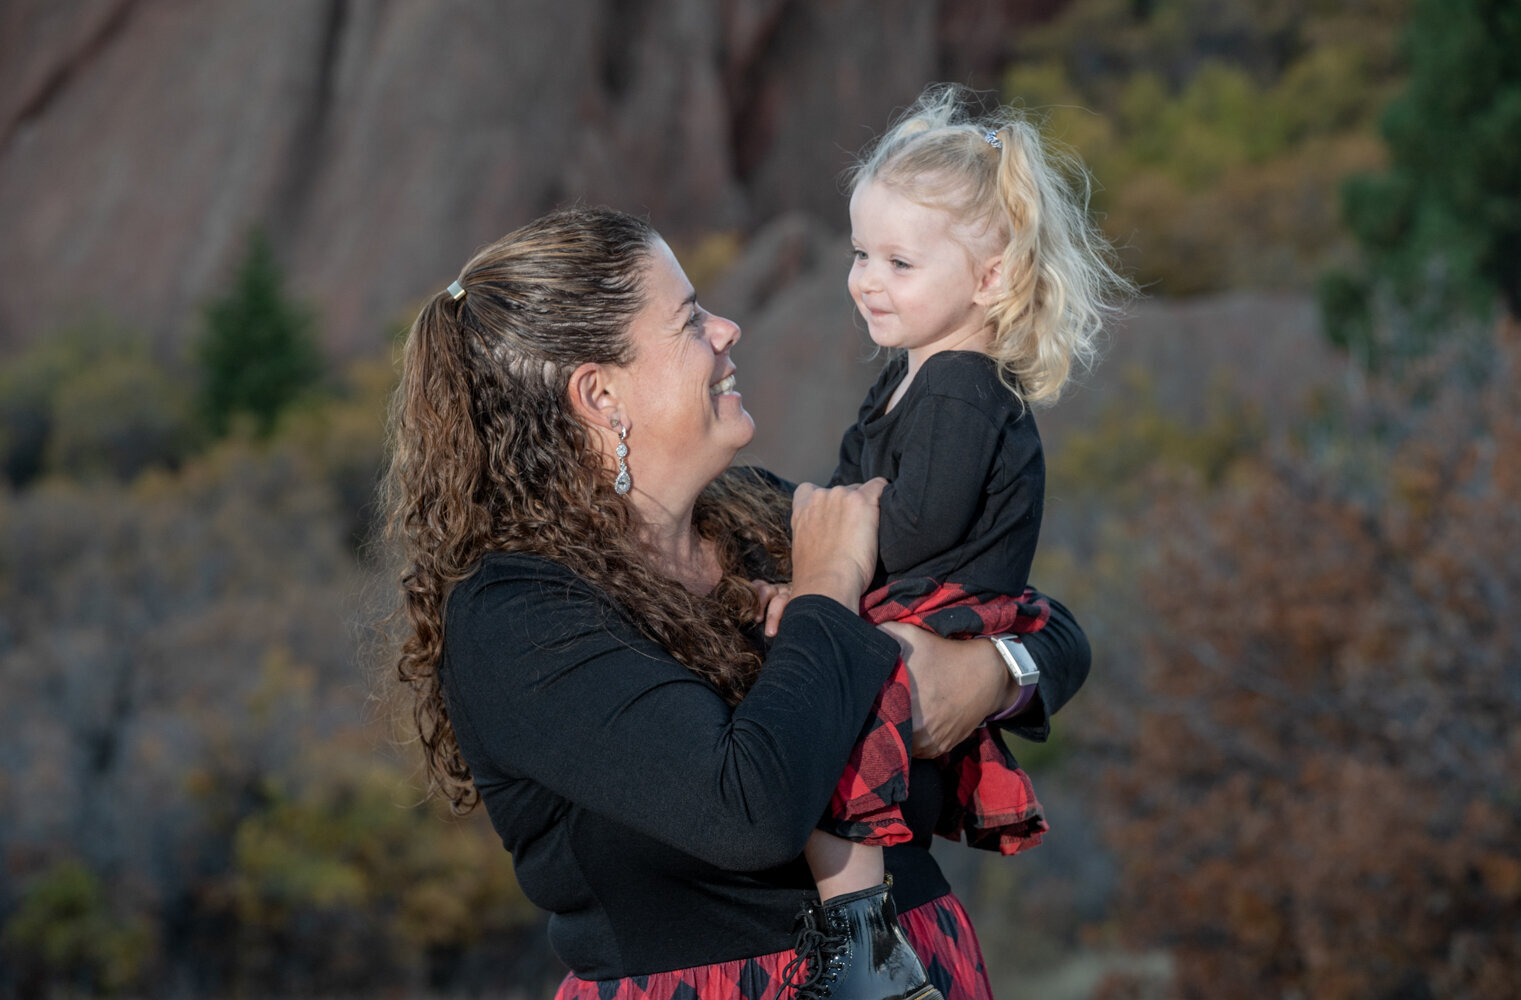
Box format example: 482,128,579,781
440,520,1088,980
832,350,1044,598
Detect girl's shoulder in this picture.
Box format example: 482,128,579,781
915,351,1014,408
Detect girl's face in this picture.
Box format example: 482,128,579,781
847,179,1000,365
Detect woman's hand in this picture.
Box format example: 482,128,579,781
789,478,886,609
880,622,1019,758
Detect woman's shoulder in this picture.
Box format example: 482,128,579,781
460,549,580,589
444,552,637,679
449,551,614,625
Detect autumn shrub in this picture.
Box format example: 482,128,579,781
1095,322,1521,998
0,322,195,486
0,860,157,996
0,382,547,997
45,354,195,481
224,762,539,994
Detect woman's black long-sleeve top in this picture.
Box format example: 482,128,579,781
440,551,1089,979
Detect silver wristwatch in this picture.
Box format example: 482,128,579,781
988,634,1040,687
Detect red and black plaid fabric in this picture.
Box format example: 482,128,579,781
821,579,1051,855
551,893,993,1000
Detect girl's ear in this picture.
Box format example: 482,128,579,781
972,254,1003,307
567,361,622,430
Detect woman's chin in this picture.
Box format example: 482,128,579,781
728,407,756,449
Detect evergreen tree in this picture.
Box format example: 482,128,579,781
1323,0,1521,368
197,232,324,437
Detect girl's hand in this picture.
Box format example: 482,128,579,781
879,622,1019,758
789,478,886,609
749,579,793,638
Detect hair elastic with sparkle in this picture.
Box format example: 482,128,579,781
983,129,1002,150
446,280,466,301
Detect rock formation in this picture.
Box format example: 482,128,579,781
0,0,1057,357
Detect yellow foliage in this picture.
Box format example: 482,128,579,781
1001,0,1410,295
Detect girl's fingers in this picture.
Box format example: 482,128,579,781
763,587,791,637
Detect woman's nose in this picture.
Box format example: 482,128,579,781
710,313,741,351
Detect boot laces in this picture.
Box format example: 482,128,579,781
772,903,847,1000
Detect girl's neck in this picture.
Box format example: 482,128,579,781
888,327,993,412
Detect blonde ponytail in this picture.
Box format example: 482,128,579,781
850,84,1134,407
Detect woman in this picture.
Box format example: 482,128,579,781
384,207,1090,999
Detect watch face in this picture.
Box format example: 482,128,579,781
994,636,1040,686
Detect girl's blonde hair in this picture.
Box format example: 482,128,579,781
847,83,1133,405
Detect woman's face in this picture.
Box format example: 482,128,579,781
607,239,753,499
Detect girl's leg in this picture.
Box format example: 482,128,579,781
804,829,884,902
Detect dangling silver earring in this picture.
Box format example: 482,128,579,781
612,420,631,495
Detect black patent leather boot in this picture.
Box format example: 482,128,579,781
780,876,945,1000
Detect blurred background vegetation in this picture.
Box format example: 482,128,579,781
2,0,1518,998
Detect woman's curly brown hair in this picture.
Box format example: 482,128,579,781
382,207,792,813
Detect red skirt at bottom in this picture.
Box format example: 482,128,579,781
552,892,994,1000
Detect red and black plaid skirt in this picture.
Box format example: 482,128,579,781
553,892,993,1000
822,580,1051,855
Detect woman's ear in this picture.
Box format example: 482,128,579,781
972,255,1003,307
567,361,621,430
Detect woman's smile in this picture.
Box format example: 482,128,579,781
709,371,738,396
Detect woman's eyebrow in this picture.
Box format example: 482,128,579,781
670,292,698,319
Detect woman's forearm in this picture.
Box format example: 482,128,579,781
886,623,1017,758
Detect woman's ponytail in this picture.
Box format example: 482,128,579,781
383,289,487,811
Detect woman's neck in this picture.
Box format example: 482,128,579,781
632,496,718,595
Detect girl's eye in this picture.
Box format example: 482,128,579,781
852,249,867,263
891,258,911,270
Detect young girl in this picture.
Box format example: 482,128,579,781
768,84,1132,1000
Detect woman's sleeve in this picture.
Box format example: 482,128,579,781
441,563,901,871
994,593,1090,743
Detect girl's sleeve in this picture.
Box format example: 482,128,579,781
995,593,1091,743
831,419,866,487
830,361,895,487
441,562,901,871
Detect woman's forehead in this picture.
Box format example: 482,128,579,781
641,239,695,309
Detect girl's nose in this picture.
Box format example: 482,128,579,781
852,260,880,294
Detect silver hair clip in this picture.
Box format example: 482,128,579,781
446,280,466,301
983,130,1002,150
